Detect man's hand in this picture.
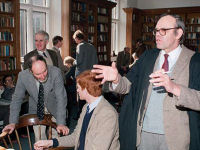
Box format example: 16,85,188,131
56,124,69,135
92,62,119,84
34,140,53,150
2,123,16,134
149,69,180,97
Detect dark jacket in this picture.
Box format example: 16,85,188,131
119,49,160,150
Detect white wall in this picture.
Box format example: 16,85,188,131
136,0,200,9
49,0,62,47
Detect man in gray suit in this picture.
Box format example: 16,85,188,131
73,30,98,77
34,70,120,150
3,55,69,140
92,14,200,150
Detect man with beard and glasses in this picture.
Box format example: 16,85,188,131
2,55,69,141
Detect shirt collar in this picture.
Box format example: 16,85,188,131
161,45,182,59
87,96,102,113
160,45,182,70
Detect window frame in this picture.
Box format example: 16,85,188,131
20,0,50,60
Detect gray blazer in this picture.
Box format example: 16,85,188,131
112,46,199,150
58,97,120,150
9,66,67,125
75,41,98,77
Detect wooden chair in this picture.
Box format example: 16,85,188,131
0,114,70,150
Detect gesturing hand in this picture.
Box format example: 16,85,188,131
92,62,119,84
149,69,180,97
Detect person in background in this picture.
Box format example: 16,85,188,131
116,46,131,76
0,75,15,101
92,14,200,150
73,30,98,119
63,56,77,125
73,30,98,77
24,30,59,69
129,40,146,67
0,75,15,128
34,70,120,150
52,35,68,75
3,55,69,142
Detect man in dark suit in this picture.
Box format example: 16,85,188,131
3,55,69,141
92,14,200,150
73,30,98,77
116,46,131,76
52,35,67,75
24,31,65,75
73,30,98,118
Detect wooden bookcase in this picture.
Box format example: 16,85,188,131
0,0,20,82
124,7,200,55
61,0,116,65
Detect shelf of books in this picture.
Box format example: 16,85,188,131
124,7,200,53
0,0,20,81
62,0,116,65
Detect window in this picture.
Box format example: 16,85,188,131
109,0,119,55
20,0,50,59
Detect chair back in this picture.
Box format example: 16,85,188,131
0,114,57,150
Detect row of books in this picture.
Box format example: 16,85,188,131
0,16,14,27
88,26,95,33
97,24,108,32
186,33,200,39
142,24,154,32
143,16,159,23
98,54,107,62
71,24,85,32
72,2,86,12
98,8,107,15
186,26,200,32
0,45,13,56
0,57,16,71
97,45,107,52
98,16,108,23
0,31,13,41
187,17,200,24
72,12,86,22
0,2,12,13
98,34,107,42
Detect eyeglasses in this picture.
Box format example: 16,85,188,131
153,27,179,36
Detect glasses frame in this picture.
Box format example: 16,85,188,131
153,27,179,36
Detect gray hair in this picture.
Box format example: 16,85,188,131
35,30,49,41
159,14,185,44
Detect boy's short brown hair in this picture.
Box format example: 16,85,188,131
76,70,102,97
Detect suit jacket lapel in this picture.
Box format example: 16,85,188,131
86,97,104,132
171,46,192,80
43,66,52,102
27,70,38,101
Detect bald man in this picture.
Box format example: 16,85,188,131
3,54,69,141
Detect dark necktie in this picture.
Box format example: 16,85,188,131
162,54,169,72
37,82,44,120
43,52,47,58
86,105,90,114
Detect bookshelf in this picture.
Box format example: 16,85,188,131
61,0,116,65
0,0,20,82
124,7,200,54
